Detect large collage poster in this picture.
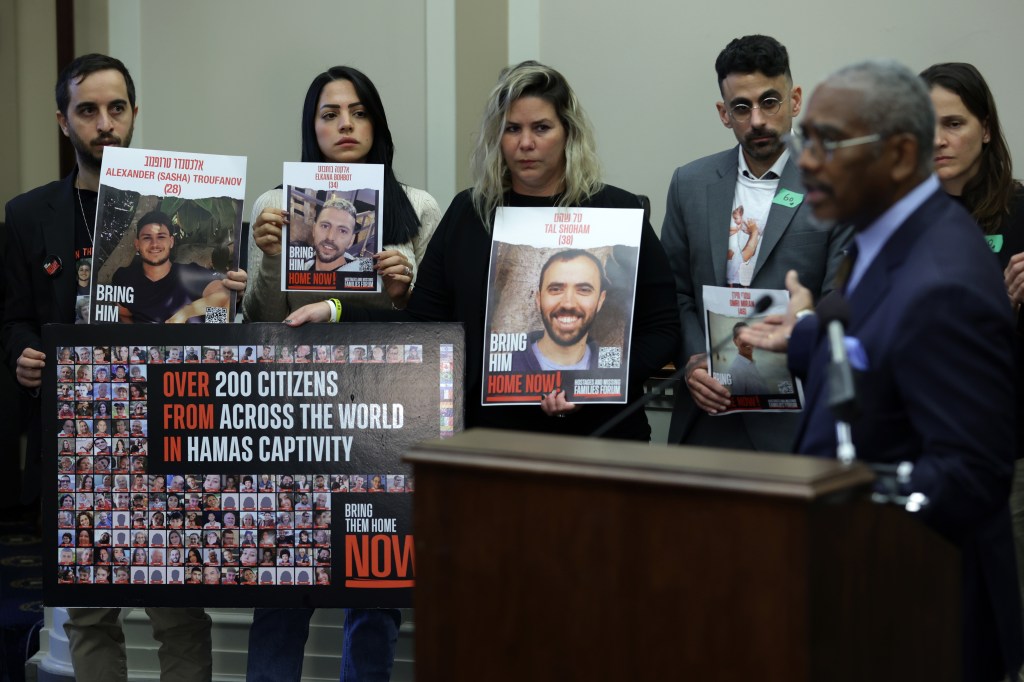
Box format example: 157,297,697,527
481,206,643,405
88,147,246,324
44,322,463,607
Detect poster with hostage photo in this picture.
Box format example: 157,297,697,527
481,206,643,405
281,162,384,293
702,285,804,413
89,146,246,324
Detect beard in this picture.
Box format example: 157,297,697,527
139,253,170,267
314,241,348,266
69,123,134,171
741,129,784,162
540,306,596,347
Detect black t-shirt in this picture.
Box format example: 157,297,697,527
74,188,97,323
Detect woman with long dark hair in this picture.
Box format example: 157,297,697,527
245,66,439,682
920,63,1023,256
922,62,1024,630
244,65,440,322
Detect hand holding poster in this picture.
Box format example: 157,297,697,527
703,285,803,413
89,147,246,324
281,162,384,293
482,206,643,405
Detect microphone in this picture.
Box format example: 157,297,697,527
815,292,859,464
816,293,858,422
707,294,775,356
752,293,774,315
591,294,775,438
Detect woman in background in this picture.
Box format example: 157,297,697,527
244,64,440,682
921,61,1024,641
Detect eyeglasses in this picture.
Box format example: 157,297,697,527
785,132,882,162
728,97,784,122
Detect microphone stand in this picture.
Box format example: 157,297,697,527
825,318,858,465
591,294,777,438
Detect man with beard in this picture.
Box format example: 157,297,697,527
660,35,851,452
510,249,607,371
2,53,215,682
301,196,363,271
110,210,232,323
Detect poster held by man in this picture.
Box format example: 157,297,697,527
89,147,246,324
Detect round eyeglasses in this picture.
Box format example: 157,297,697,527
728,97,784,123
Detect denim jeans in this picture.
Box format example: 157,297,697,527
246,607,401,682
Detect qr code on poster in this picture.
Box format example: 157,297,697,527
598,346,621,369
777,380,794,394
205,307,228,323
356,257,374,272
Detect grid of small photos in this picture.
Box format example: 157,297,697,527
55,344,418,587
439,344,455,437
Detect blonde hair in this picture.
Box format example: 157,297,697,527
470,61,602,229
317,196,357,221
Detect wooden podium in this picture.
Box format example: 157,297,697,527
405,429,960,682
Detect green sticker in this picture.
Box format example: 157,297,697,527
986,234,1004,253
773,189,804,208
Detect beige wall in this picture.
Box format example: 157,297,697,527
538,0,1024,231
4,0,1024,231
123,0,432,219
4,0,59,201
454,0,507,191
0,0,23,200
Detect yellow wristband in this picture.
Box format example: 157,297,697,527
329,298,343,323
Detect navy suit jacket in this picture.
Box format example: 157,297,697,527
790,189,1022,681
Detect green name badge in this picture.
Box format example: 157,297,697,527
986,234,1004,253
773,189,804,208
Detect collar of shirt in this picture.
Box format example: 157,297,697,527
738,146,791,181
847,174,940,294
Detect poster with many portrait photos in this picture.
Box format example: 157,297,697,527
46,322,463,607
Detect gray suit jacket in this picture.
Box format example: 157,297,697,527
660,146,852,451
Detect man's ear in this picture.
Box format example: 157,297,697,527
888,133,920,185
716,101,733,129
790,86,803,118
56,110,70,137
596,289,607,313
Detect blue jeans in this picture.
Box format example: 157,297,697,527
246,607,401,682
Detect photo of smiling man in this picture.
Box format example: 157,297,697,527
88,146,246,324
303,197,362,272
510,249,607,371
110,210,232,323
280,162,385,292
482,204,645,405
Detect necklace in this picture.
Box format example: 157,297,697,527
76,187,95,240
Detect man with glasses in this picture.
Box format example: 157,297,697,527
741,60,1021,682
661,34,851,452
